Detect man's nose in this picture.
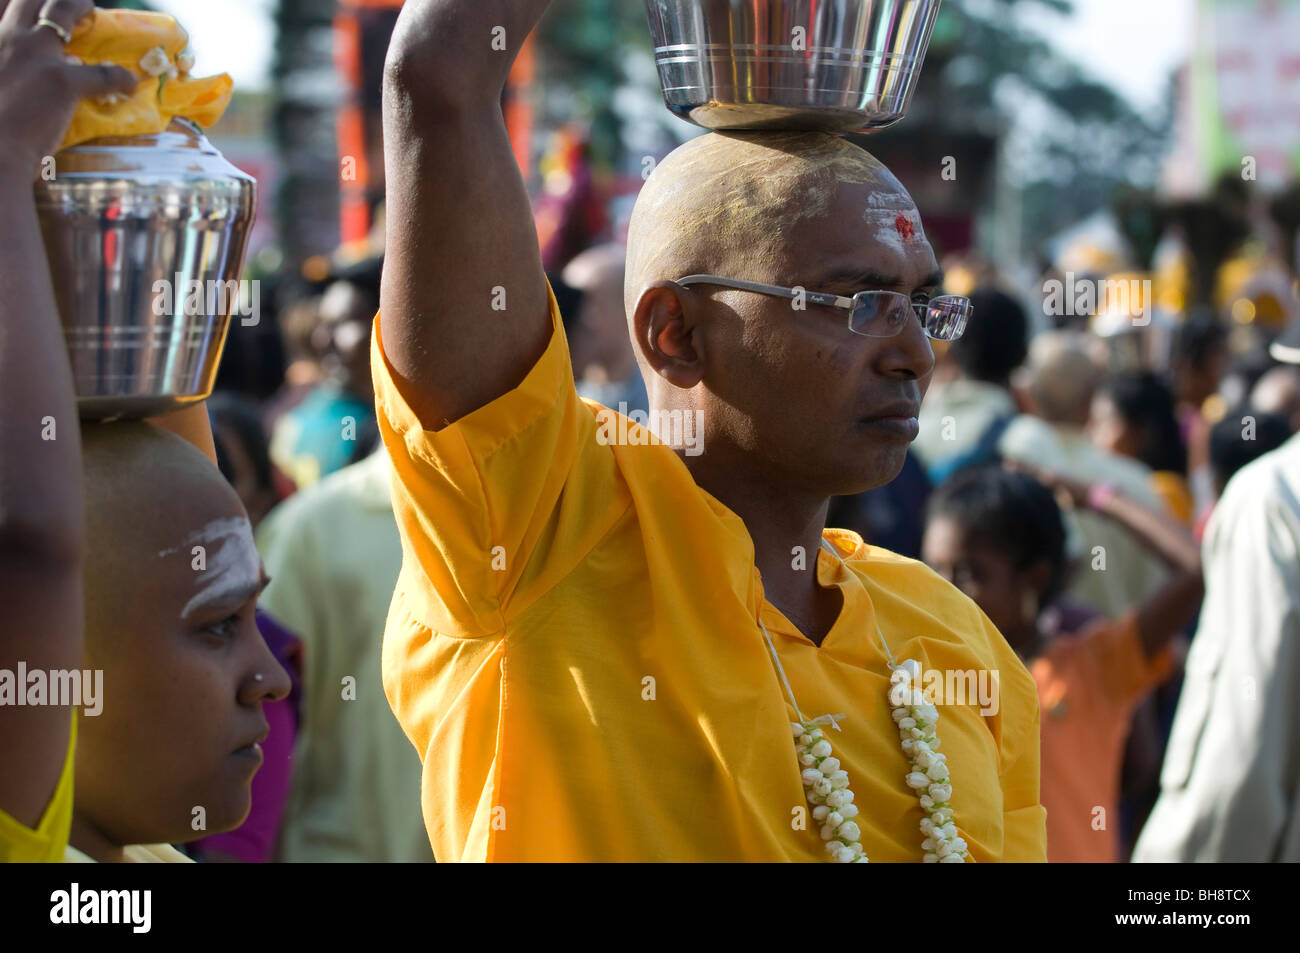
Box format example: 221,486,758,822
874,310,935,381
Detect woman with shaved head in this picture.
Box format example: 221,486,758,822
376,0,1046,861
0,0,290,862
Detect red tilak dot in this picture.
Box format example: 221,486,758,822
895,214,915,241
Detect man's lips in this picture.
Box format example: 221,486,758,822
859,402,921,439
860,402,921,423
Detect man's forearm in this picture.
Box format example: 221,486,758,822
0,174,83,559
378,0,556,427
385,0,552,105
1095,490,1201,577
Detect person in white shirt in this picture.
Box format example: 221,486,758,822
1134,431,1300,861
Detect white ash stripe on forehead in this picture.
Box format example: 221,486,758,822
157,517,262,620
157,516,253,557
863,208,924,257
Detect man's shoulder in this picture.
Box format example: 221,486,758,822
1217,432,1300,511
832,533,995,638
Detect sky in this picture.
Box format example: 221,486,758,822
1017,0,1196,116
152,0,1196,114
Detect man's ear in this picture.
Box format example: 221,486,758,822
631,281,705,390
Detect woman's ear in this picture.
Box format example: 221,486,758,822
631,281,705,390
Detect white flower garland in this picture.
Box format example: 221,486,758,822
759,542,972,864
791,716,867,862
891,659,970,863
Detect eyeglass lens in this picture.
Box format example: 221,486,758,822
850,292,970,341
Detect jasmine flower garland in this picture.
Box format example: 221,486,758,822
758,541,972,864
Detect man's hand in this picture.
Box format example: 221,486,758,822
379,0,554,428
0,0,135,181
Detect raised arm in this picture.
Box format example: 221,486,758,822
1017,464,1203,659
379,0,554,428
0,0,135,830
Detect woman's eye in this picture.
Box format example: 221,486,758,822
205,615,240,639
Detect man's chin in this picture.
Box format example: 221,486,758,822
825,447,910,497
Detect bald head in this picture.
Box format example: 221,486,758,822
1022,332,1104,426
75,421,287,850
625,132,916,321
80,421,245,640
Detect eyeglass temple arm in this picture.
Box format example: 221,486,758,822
675,275,854,310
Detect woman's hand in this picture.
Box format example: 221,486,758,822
0,0,135,181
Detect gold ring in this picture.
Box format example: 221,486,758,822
35,16,73,45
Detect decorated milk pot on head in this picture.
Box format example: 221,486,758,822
32,9,255,421
34,119,256,421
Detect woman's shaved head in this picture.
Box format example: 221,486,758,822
74,421,289,853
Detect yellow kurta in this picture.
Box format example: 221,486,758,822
64,843,192,862
373,287,1046,862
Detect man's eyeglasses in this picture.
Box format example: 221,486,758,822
674,274,972,342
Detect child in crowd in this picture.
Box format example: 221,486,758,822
68,424,292,862
922,466,1202,862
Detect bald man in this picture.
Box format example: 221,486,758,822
68,424,290,862
377,0,1045,862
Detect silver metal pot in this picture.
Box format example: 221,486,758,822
34,118,256,420
645,0,943,133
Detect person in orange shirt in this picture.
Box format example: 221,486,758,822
922,467,1203,862
375,0,1046,862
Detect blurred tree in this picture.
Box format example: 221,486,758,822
918,0,1171,256
535,0,654,172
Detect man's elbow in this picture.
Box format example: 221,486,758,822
383,14,502,116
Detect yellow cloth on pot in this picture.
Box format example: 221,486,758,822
59,9,232,151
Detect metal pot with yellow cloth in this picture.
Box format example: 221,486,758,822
33,9,253,419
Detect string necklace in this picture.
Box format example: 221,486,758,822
757,539,971,863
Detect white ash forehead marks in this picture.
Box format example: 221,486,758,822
158,516,262,620
863,176,925,255
642,132,922,246
657,132,889,229
626,132,925,310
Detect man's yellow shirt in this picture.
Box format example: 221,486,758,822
372,286,1047,862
